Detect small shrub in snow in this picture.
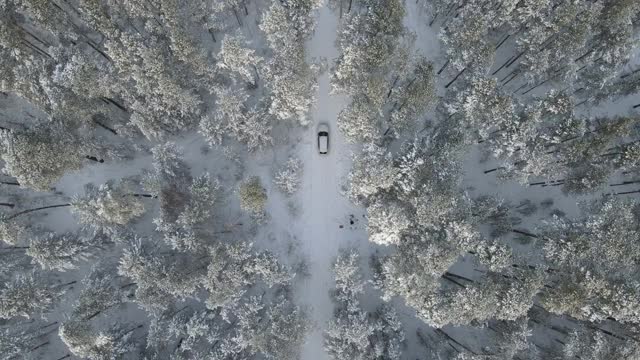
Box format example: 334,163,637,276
239,176,267,216
274,157,302,196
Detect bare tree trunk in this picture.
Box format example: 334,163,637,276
445,67,466,88
252,65,260,85
576,99,589,107
0,246,30,251
29,341,49,352
0,203,15,208
92,118,118,135
442,274,466,288
502,72,519,86
493,56,514,76
574,48,593,63
621,68,640,79
614,189,640,196
101,97,128,112
85,41,112,62
500,68,518,82
429,13,438,26
610,180,640,187
22,39,53,59
484,167,503,174
57,280,77,288
505,51,524,68
495,34,510,50
437,59,450,75
85,156,105,163
512,229,539,238
436,329,479,355
444,271,474,282
130,193,155,198
387,76,400,97
512,83,527,94
6,203,71,220
233,8,242,26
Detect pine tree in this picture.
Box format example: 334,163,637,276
331,0,406,95
259,0,320,125
274,157,303,196
160,172,220,252
0,123,85,191
71,179,146,234
337,94,382,143
118,238,205,309
366,199,411,246
144,142,192,194
238,176,268,217
387,58,437,136
204,242,290,309
439,9,494,74
27,232,92,271
59,320,140,360
71,264,125,321
326,250,405,360
539,197,640,322
562,327,640,359
0,319,59,359
421,268,543,328
249,292,310,360
218,31,261,85
348,144,397,202
0,272,66,319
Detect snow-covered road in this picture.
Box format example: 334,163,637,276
295,6,368,359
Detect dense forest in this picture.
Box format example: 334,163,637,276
1,0,640,359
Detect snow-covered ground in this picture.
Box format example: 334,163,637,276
295,6,368,359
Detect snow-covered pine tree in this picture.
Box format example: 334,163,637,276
59,320,140,360
325,250,405,360
71,264,125,321
0,272,68,319
71,179,146,234
539,197,640,323
218,31,261,86
0,122,85,191
27,231,92,271
274,157,303,196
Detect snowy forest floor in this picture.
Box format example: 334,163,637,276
5,0,640,358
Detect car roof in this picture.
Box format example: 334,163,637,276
319,133,328,151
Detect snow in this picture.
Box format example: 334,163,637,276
4,1,640,358
404,0,441,61
294,6,369,359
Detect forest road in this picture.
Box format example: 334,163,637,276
296,5,363,360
